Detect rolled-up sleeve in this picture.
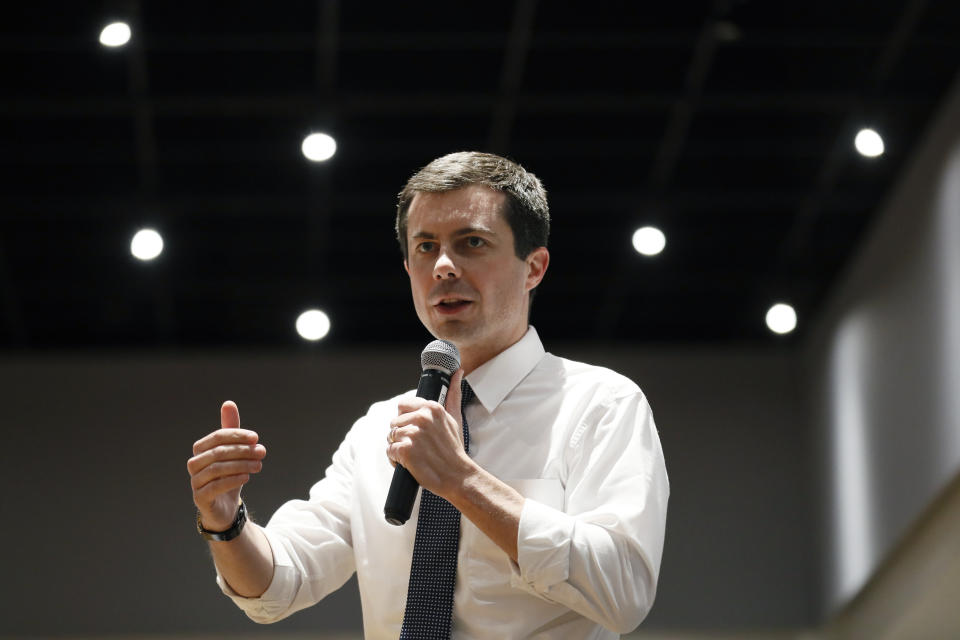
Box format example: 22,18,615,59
216,525,305,622
510,390,669,634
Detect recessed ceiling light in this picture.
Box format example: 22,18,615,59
632,226,666,256
302,133,337,162
854,128,884,158
99,22,131,47
765,303,797,335
296,309,331,341
130,228,163,261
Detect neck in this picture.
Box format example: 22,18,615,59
457,325,528,375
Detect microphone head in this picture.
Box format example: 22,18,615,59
421,339,461,374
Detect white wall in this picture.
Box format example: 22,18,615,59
805,73,960,613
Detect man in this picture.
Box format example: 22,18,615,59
187,151,669,639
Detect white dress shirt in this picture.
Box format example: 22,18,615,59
219,326,669,639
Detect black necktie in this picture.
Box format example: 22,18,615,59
399,380,474,639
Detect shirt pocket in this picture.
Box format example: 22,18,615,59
462,478,564,593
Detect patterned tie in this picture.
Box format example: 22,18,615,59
399,379,474,639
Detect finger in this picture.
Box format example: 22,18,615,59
396,396,430,414
445,368,464,425
193,428,259,456
221,400,240,429
188,443,266,475
385,424,419,445
385,445,397,468
390,402,443,430
191,459,263,491
188,444,265,477
386,439,409,468
194,474,251,507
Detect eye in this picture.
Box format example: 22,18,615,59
466,236,486,248
416,241,436,253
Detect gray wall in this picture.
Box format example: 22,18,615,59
805,74,960,613
1,342,814,635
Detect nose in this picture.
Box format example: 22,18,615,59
433,249,460,280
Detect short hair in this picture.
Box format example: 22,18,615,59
395,151,550,261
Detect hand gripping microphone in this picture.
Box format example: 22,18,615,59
383,339,461,526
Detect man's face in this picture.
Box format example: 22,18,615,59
404,185,549,369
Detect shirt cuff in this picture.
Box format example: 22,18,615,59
510,497,575,596
215,526,302,623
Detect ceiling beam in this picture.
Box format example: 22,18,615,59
776,0,929,267
126,1,158,196
3,31,955,53
0,92,936,119
316,0,339,91
647,19,719,188
125,0,178,344
0,186,881,220
593,1,732,338
487,0,537,154
4,137,863,165
303,0,341,280
0,189,877,221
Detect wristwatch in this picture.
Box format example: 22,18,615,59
196,502,247,541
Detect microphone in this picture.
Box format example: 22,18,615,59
384,339,461,526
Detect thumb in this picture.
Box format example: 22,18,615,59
445,368,464,426
221,400,240,429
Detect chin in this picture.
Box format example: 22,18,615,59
429,320,479,346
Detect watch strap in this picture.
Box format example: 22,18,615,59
197,502,247,541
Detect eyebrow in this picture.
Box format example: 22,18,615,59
411,226,494,239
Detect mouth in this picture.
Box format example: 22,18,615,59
433,297,474,315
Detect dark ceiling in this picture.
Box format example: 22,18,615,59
3,1,959,350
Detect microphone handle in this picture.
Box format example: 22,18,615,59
383,368,451,525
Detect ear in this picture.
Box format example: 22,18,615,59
403,259,410,276
524,247,550,292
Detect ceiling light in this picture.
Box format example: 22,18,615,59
99,22,131,47
766,303,797,335
632,226,666,256
854,128,884,158
302,133,337,162
130,228,163,261
296,309,331,341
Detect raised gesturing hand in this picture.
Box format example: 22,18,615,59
187,401,267,532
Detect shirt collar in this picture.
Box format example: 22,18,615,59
464,326,545,413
